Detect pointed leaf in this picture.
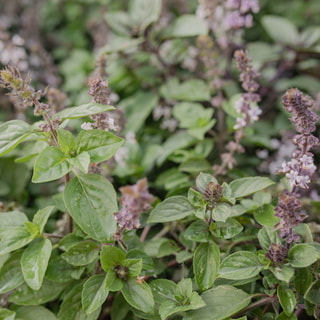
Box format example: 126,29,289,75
64,174,118,242
57,128,76,154
32,206,55,234
230,177,274,198
100,246,126,272
277,285,296,316
62,241,99,266
0,211,28,235
288,243,319,268
67,152,90,174
15,306,57,320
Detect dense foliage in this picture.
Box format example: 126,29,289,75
0,0,319,319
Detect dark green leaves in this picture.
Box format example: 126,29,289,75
64,174,118,242
288,244,319,268
253,204,279,227
0,120,33,156
100,246,126,272
193,242,220,291
148,196,194,223
304,280,320,305
277,285,296,316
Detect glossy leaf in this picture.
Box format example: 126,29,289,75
229,177,274,198
148,196,194,223
15,306,57,320
82,274,109,314
32,206,55,234
184,220,211,243
211,218,243,239
32,146,72,183
219,251,264,280
0,211,28,235
0,120,32,156
121,278,154,314
100,246,126,272
184,285,251,320
0,252,24,294
271,266,294,283
288,243,319,268
193,242,220,291
277,285,296,316
76,130,124,163
67,151,90,174
64,174,118,242
56,103,114,121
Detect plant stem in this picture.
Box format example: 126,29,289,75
140,225,151,242
44,233,64,239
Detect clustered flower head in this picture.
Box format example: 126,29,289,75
265,243,289,266
202,181,224,207
88,75,111,105
114,178,155,231
233,49,261,131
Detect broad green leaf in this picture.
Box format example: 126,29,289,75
58,282,101,320
9,279,67,305
304,280,320,305
277,285,296,316
56,103,114,121
76,130,124,163
118,92,158,134
67,151,90,174
184,220,211,243
0,211,28,235
21,238,52,290
219,251,263,280
61,241,99,266
46,252,74,283
230,177,274,198
15,306,57,320
32,146,72,183
179,158,212,173
105,270,124,292
271,266,294,283
104,11,131,36
0,120,32,156
294,268,313,295
102,36,144,54
157,239,180,258
59,234,83,252
126,250,155,272
212,203,232,222
32,206,55,234
177,278,193,301
276,312,297,320
288,244,319,268
150,279,176,308
262,16,299,46
100,246,126,272
0,252,24,294
193,242,220,291
164,15,208,38
123,259,143,277
121,278,154,314
184,285,251,320
82,274,109,314
57,128,76,154
160,78,210,102
211,218,243,239
148,196,194,223
0,309,15,320
176,251,193,263
64,174,118,242
196,173,218,194
254,204,280,227
24,222,40,236
258,227,279,250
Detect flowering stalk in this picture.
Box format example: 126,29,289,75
266,89,319,264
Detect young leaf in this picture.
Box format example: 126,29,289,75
15,306,57,320
0,120,33,156
253,204,280,227
56,102,114,121
277,285,296,316
123,259,143,278
148,196,194,223
32,206,55,234
64,174,118,242
67,151,90,174
32,146,72,183
211,218,243,239
229,177,274,198
258,227,279,250
21,238,52,290
193,242,220,291
76,130,124,163
82,274,109,314
57,128,76,154
121,278,154,314
219,251,264,280
100,246,126,272
212,203,232,222
288,243,319,268
196,173,218,194
0,252,24,294
61,241,99,266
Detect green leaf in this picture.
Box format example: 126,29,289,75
294,268,313,295
184,220,211,243
45,252,74,283
57,128,76,154
176,278,193,301
212,203,232,222
59,234,83,252
15,306,57,320
121,278,154,314
271,266,294,283
261,15,299,46
21,238,52,290
64,174,118,242
288,244,319,268
148,196,194,223
32,206,55,234
0,120,33,156
67,152,90,174
56,103,114,121
157,239,180,258
0,252,24,294
195,173,218,194
193,242,220,291
126,250,155,272
0,309,15,320
219,251,263,280
163,15,208,38
82,274,109,314
230,177,274,198
304,280,320,305
176,251,193,263
9,279,67,305
100,246,126,272
102,36,144,54
123,259,143,278
58,282,101,320
253,204,280,227
32,146,72,183
277,285,296,316
61,241,99,266
76,130,124,163
160,78,210,101
211,218,243,239
184,285,251,320
258,227,279,251
150,279,176,308
105,270,124,292
0,211,28,235
110,294,131,320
